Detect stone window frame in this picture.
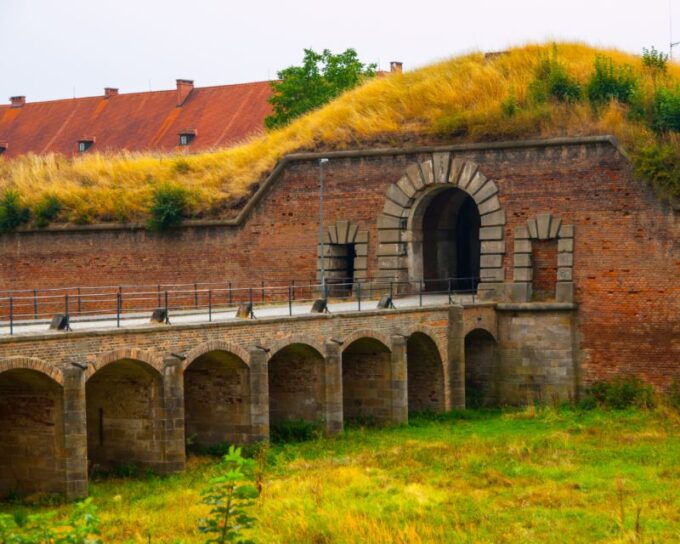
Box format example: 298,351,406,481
376,152,505,292
512,213,574,302
316,220,369,282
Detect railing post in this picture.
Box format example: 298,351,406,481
261,280,265,303
194,283,198,308
157,284,161,308
390,281,393,300
116,292,121,328
291,279,296,301
65,293,70,318
448,277,452,304
164,291,169,322
77,287,82,316
33,289,38,320
288,285,293,316
249,287,253,308
228,282,232,305
419,280,423,307
208,289,212,322
357,281,362,311
9,297,13,336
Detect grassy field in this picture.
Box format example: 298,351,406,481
1,42,678,225
3,407,680,543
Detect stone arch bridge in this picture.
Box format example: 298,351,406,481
0,301,576,500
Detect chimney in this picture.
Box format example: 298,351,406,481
104,87,119,98
10,96,25,108
176,79,194,106
390,61,403,74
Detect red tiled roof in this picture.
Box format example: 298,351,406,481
0,80,273,158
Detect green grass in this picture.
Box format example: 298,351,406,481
3,408,680,543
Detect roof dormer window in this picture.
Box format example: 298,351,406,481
178,128,197,146
78,139,94,153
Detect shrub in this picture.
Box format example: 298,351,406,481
642,46,668,76
588,376,655,409
651,86,680,133
172,158,192,174
587,56,639,106
631,142,680,200
147,183,188,231
270,419,321,443
0,497,102,544
0,190,30,233
529,53,582,103
199,446,259,544
33,195,61,228
668,379,680,411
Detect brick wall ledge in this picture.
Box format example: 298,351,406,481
495,302,577,312
0,304,458,345
11,135,620,234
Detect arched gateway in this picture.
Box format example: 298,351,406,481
377,153,505,294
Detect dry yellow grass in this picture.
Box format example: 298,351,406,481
0,42,678,224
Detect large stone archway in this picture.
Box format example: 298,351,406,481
377,153,506,297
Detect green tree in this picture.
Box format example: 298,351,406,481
265,48,377,129
199,446,259,544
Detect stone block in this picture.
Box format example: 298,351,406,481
448,157,465,184
514,267,533,281
420,160,434,185
477,282,505,300
514,239,532,253
556,282,574,302
432,152,451,182
548,216,562,239
478,195,501,216
558,224,574,238
396,175,416,198
354,257,367,270
355,243,368,256
513,253,531,267
457,161,478,191
336,220,349,244
557,253,573,267
536,213,551,240
377,214,401,229
382,199,406,218
406,163,424,190
347,223,358,243
481,208,506,226
328,224,338,244
527,218,538,239
481,240,506,254
386,184,410,208
378,229,401,243
466,172,487,196
558,238,574,253
509,282,531,302
480,254,503,268
557,267,573,281
480,267,504,282
473,180,498,204
479,226,503,240
377,243,404,256
378,256,402,270
355,230,368,243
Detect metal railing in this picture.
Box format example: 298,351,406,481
0,276,480,336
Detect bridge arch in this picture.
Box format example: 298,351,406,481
342,335,392,424
267,341,325,429
464,328,499,408
0,361,65,498
184,343,252,448
85,354,165,472
406,331,446,414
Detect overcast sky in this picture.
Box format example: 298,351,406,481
1,0,678,103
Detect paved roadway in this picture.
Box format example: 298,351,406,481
0,293,482,337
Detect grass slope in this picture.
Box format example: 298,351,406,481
0,42,679,225
3,408,680,543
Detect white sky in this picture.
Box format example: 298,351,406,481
1,0,678,103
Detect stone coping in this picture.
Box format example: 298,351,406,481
496,302,577,312
12,136,619,234
0,303,460,345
